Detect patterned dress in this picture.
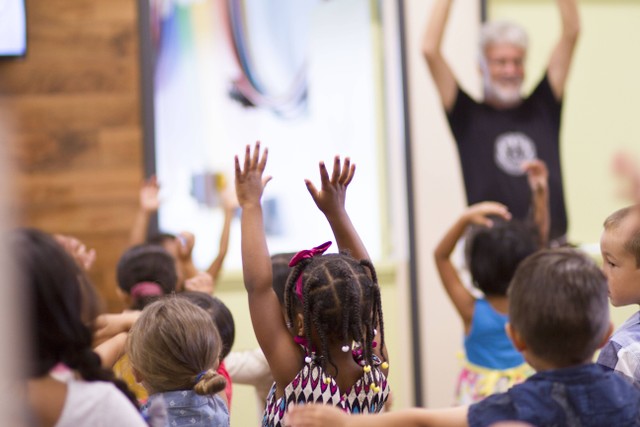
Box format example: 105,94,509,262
262,352,389,427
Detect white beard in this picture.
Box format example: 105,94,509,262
483,77,523,107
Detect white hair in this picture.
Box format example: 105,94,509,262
479,20,529,60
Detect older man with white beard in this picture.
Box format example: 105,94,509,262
422,0,580,245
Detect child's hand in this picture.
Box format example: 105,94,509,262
140,175,161,213
93,311,141,347
305,156,355,217
612,150,640,202
184,271,215,294
235,142,271,208
54,234,97,272
522,159,548,194
285,404,350,427
463,202,511,227
176,231,195,261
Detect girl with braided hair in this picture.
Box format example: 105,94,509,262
235,143,389,427
15,228,146,426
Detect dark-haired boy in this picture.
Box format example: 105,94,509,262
286,249,640,426
597,204,640,387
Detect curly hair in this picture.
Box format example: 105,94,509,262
284,252,385,377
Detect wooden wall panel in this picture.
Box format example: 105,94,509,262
0,0,144,312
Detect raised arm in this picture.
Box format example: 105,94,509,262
547,0,580,99
286,404,469,427
523,159,550,248
434,202,511,331
421,0,458,112
235,142,301,390
305,156,369,261
129,176,160,246
207,188,237,281
175,231,200,285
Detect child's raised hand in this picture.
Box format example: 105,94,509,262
184,271,215,294
176,231,196,261
463,202,511,227
235,142,271,208
305,156,355,217
140,175,161,213
54,234,97,272
522,159,548,193
612,150,640,202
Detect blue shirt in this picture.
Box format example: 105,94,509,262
464,299,524,369
143,390,229,427
468,363,640,427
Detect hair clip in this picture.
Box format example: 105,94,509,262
304,356,312,364
341,345,350,352
381,362,389,370
324,376,332,385
369,383,380,393
373,328,377,336
363,365,371,373
195,370,209,383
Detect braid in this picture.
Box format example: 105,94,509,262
292,252,385,381
361,259,386,365
67,346,139,408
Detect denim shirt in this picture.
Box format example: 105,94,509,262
468,363,640,427
143,390,229,427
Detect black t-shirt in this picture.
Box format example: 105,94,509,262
447,74,567,240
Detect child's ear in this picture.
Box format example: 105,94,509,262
505,322,527,352
597,321,615,349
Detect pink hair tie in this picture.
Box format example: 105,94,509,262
130,281,163,300
289,241,332,302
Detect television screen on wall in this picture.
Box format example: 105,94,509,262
0,0,27,57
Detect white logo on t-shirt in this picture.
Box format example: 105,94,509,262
494,132,537,176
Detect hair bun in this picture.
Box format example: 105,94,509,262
193,369,227,396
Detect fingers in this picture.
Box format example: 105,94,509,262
305,179,319,198
258,146,268,172
331,156,341,183
243,144,251,174
342,161,355,187
252,140,262,169
319,161,330,187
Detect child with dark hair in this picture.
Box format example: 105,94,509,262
179,291,236,406
112,243,179,402
235,143,389,426
127,297,230,426
116,243,177,311
15,228,146,426
434,161,548,404
287,249,640,427
597,204,640,386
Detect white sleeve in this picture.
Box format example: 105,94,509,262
99,386,148,427
224,348,271,385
